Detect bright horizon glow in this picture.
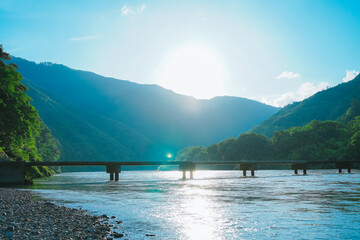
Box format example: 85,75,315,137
157,45,227,99
1,1,360,107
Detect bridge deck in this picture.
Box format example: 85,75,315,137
1,160,358,183
24,160,310,167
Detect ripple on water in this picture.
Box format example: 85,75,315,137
27,170,360,240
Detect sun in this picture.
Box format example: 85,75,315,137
157,45,227,99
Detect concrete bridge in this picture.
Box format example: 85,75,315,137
0,160,358,184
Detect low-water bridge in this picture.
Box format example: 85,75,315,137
0,160,358,184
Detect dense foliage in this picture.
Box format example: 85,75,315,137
348,116,360,159
252,74,360,137
177,119,360,162
0,46,60,178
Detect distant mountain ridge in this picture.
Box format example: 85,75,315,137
252,74,360,136
24,79,157,162
11,57,279,161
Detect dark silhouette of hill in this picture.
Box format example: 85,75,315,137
24,79,160,162
252,74,360,136
11,57,279,161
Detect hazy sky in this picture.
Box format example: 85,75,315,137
1,0,359,107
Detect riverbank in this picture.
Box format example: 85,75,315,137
0,188,124,239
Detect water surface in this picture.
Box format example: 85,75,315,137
27,170,360,239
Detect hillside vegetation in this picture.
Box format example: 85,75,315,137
252,75,360,136
10,57,279,162
0,46,60,178
178,75,360,163
177,119,360,162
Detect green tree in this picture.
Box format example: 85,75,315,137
0,45,40,160
348,116,360,159
0,45,60,178
176,146,208,161
234,133,272,160
339,98,360,124
207,143,221,161
272,120,350,161
36,120,61,162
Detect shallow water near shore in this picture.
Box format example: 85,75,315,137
26,170,360,239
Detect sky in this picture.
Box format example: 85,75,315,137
1,0,360,107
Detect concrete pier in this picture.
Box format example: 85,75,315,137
292,163,307,175
240,164,255,177
106,165,121,181
179,162,195,179
335,162,353,174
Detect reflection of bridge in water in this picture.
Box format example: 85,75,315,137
1,160,358,184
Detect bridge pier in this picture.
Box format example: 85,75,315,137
338,168,352,174
240,164,255,177
106,165,121,181
335,162,353,174
292,164,307,175
179,162,196,180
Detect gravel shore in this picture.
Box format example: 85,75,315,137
0,188,123,240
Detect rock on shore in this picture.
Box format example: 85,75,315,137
0,188,113,239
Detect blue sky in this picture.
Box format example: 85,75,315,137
1,0,359,106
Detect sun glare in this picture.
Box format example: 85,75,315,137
158,45,227,99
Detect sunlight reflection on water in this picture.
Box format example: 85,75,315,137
27,170,360,239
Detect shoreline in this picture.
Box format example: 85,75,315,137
0,188,126,239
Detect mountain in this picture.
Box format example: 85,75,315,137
24,79,158,162
11,57,279,161
252,74,360,137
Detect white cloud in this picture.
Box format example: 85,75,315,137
121,5,134,15
138,3,146,13
69,35,98,41
261,82,330,107
276,71,301,79
342,70,359,82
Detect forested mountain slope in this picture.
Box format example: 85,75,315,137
11,57,279,161
252,74,360,137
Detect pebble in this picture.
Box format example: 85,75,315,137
0,188,116,240
113,232,124,238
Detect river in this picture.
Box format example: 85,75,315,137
26,170,360,239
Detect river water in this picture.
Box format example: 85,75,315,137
26,170,360,239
